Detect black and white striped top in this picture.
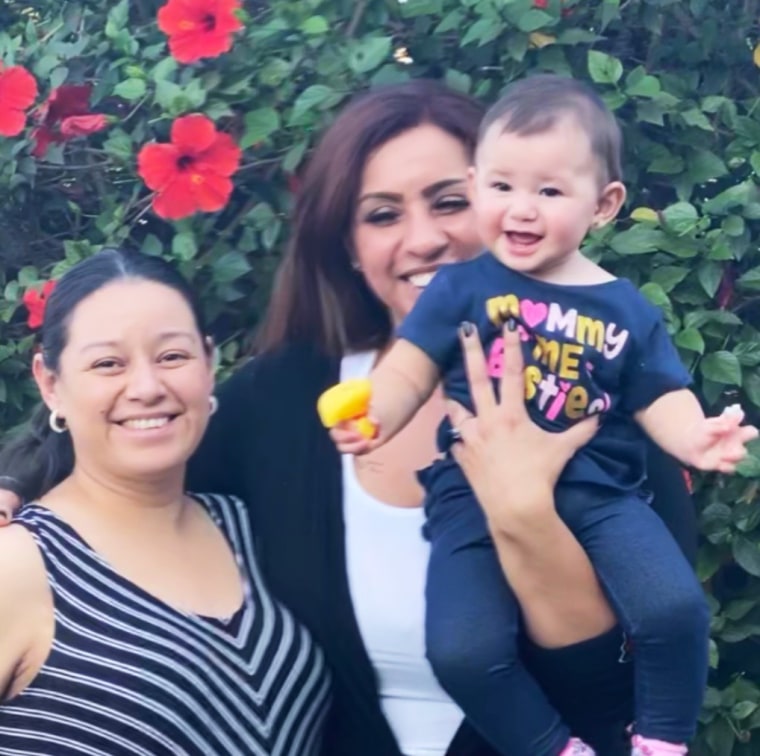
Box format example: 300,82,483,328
0,494,331,755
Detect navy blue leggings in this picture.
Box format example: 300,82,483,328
422,466,710,756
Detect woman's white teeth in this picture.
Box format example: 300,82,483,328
408,271,436,288
122,417,170,430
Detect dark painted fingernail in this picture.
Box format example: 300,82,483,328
506,317,517,332
459,321,475,337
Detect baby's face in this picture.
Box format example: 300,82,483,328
469,117,615,279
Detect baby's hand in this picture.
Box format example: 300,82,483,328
329,419,379,456
688,405,758,473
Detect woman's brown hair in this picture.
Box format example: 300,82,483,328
256,79,485,356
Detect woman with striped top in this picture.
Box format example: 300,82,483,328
0,249,330,755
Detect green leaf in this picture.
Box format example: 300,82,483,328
703,182,753,216
154,79,185,112
213,251,253,284
348,37,392,74
736,454,760,478
290,85,338,122
684,310,741,329
648,153,684,174
723,599,756,621
722,215,745,237
697,262,723,298
516,9,552,33
651,265,688,292
609,225,666,255
708,638,719,669
556,29,600,45
737,266,760,292
400,0,443,16
444,69,472,94
241,107,280,149
687,150,727,184
171,232,197,261
637,100,666,126
675,328,705,354
299,15,328,35
662,202,698,234
282,139,307,173
106,0,128,30
704,715,735,755
625,67,660,98
750,150,760,176
140,234,163,257
639,282,669,309
743,372,760,408
733,536,760,577
151,57,178,82
102,130,133,161
734,341,760,367
461,18,504,46
113,78,146,101
587,51,623,85
600,0,620,28
435,9,464,33
732,701,758,720
506,33,529,62
700,351,742,386
680,108,712,131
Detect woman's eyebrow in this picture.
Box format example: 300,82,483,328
421,178,467,198
358,178,466,205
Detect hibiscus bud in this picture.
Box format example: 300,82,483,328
59,114,109,139
716,264,737,310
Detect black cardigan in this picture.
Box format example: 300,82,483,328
187,342,696,756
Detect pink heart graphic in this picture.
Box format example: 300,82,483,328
520,299,548,329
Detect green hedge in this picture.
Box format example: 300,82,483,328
2,0,760,751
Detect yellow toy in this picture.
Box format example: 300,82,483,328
317,379,377,439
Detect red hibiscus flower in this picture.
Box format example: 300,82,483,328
31,84,109,158
0,65,38,137
533,0,574,15
137,114,242,220
158,0,244,64
23,280,57,329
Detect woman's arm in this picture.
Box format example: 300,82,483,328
447,320,615,648
0,525,50,700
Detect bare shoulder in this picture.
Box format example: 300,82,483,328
0,524,51,699
0,522,48,604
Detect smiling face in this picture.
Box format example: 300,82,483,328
351,124,483,327
470,115,625,281
34,279,214,485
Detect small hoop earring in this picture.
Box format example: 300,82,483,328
49,410,67,434
209,396,219,416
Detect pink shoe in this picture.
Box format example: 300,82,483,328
630,734,687,755
560,737,596,756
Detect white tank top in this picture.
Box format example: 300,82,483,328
341,352,463,756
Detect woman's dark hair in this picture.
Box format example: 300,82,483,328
256,79,485,356
0,248,209,502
